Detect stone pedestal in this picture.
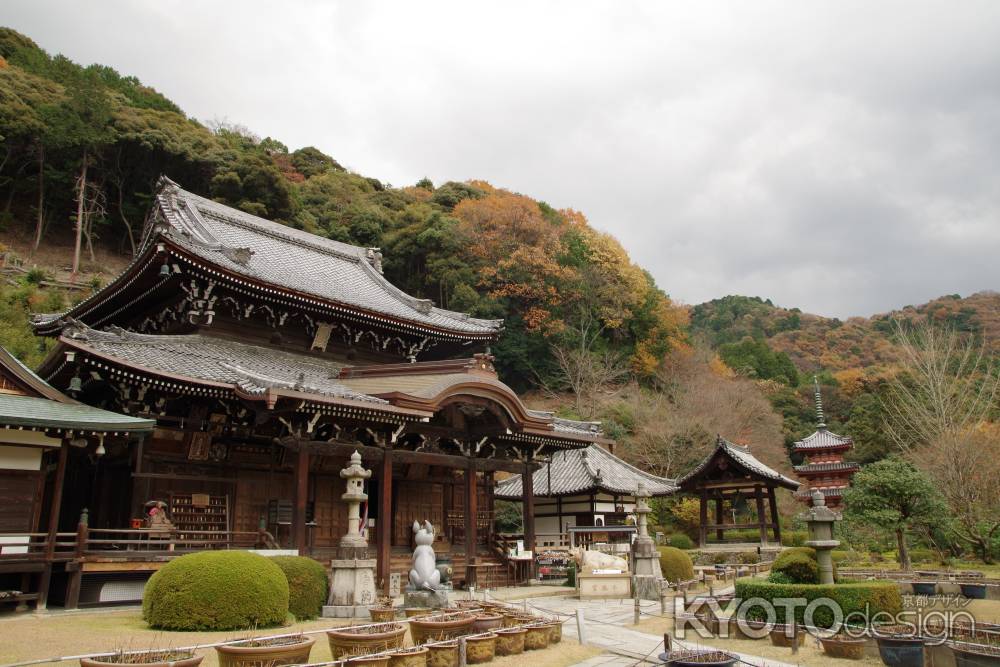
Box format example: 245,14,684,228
403,587,449,609
323,558,377,618
578,572,632,599
631,481,664,600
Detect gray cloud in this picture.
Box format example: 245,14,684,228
6,1,999,317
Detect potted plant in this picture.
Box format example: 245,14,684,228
404,607,432,618
874,624,925,667
960,582,988,600
769,625,805,648
409,612,475,645
819,631,868,660
215,634,314,667
370,595,397,623
658,649,739,667
81,650,203,667
471,612,503,633
327,623,407,660
495,627,527,656
949,641,1000,667
464,633,497,664
524,623,551,651
387,646,429,667
426,640,458,667
732,618,769,641
911,581,937,596
347,653,391,667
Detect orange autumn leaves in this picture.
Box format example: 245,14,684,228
452,185,687,375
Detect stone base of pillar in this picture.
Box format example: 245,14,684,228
325,558,377,618
322,604,371,618
404,588,449,609
633,574,663,602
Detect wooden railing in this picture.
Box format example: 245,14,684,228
0,532,77,561
0,527,278,562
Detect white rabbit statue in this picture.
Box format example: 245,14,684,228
408,520,441,590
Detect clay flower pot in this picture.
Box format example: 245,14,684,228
472,613,503,633
548,620,562,644
81,653,203,667
347,656,391,667
820,635,868,660
949,642,1000,667
495,628,527,655
874,626,925,667
960,583,988,600
387,646,429,667
405,607,433,618
327,623,407,660
215,636,314,667
769,627,805,648
465,634,497,664
409,613,476,645
370,606,397,623
659,649,739,667
427,642,458,667
524,624,551,651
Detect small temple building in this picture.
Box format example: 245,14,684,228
792,380,859,509
494,443,676,549
676,435,799,548
0,345,152,610
22,177,604,605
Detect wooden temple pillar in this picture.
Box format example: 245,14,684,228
464,458,477,587
714,495,724,541
378,447,393,594
698,488,708,547
522,460,536,581
767,485,781,544
37,440,69,609
754,485,767,546
293,447,310,554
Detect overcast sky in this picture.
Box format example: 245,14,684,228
6,2,999,318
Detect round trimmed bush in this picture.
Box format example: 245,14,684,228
772,547,819,584
658,546,695,583
143,551,289,630
668,533,694,550
271,555,328,620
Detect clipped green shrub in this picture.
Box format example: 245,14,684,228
565,562,577,587
659,546,695,583
772,547,819,584
271,556,328,620
735,578,903,629
143,551,289,630
908,548,934,563
736,551,761,564
767,570,794,584
781,530,808,547
668,534,694,550
831,549,850,565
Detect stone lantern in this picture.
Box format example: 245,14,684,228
801,489,840,585
323,451,377,618
339,450,372,549
631,481,664,600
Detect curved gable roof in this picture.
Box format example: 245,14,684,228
677,435,799,491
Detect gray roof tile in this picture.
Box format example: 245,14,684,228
156,180,502,337
793,428,854,451
495,444,677,498
677,436,799,490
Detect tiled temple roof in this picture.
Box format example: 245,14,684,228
59,325,390,406
677,435,800,491
793,461,861,474
155,180,502,337
793,428,854,451
494,444,677,498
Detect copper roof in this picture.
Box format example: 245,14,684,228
677,435,800,491
0,346,153,434
494,444,677,498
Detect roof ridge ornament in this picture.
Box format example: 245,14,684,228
813,375,827,429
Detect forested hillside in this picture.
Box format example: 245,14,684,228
1,26,996,500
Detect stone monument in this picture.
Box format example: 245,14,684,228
323,451,378,618
802,489,840,585
631,481,665,600
403,520,449,609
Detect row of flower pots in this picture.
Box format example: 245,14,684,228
78,605,562,667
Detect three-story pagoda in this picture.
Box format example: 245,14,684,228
792,379,859,509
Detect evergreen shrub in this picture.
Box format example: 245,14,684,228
668,534,695,550
143,551,289,630
271,556,328,620
735,579,903,629
658,546,695,583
